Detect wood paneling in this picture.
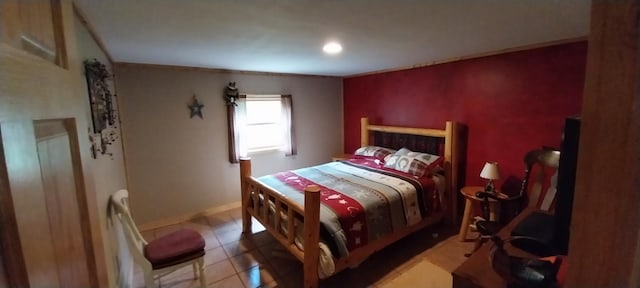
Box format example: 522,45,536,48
566,1,640,287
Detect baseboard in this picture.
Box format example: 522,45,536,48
138,201,241,232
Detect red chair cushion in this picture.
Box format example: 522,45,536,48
144,229,205,268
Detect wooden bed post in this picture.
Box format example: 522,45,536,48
445,121,460,224
360,117,369,147
240,158,252,233
303,185,321,288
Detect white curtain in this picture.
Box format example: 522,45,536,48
236,96,248,158
229,96,247,163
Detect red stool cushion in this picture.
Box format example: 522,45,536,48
144,229,205,268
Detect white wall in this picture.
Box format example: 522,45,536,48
116,65,343,225
74,16,129,287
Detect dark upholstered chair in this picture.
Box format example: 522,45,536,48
110,190,207,288
465,148,561,257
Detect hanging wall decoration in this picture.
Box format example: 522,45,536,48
188,94,205,119
83,59,119,159
224,82,239,106
84,59,114,132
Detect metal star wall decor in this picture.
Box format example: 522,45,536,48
188,95,204,119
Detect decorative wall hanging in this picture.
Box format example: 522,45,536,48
189,95,204,119
225,82,239,106
83,59,119,159
89,129,119,159
84,59,115,132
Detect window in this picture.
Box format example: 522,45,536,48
245,96,283,152
227,94,296,163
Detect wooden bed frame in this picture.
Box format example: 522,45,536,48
239,117,460,288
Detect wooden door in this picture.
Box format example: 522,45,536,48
566,1,640,287
0,0,106,287
35,120,91,287
0,113,97,288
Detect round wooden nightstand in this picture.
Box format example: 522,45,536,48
458,186,507,241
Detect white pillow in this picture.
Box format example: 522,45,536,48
383,148,443,177
354,146,396,161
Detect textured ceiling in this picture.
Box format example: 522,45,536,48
74,0,590,77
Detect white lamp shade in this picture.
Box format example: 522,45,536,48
480,162,500,180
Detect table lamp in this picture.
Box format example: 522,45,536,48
480,162,500,193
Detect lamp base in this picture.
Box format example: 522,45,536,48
484,181,496,194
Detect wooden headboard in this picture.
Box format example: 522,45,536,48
360,117,461,223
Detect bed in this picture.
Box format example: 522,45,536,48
239,117,461,288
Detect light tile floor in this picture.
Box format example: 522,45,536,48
134,207,475,288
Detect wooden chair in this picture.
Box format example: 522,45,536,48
109,190,207,288
465,148,561,257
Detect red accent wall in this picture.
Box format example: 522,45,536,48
343,41,587,194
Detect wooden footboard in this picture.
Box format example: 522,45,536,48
240,158,321,288
240,158,445,288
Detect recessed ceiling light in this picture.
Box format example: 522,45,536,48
323,42,342,54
